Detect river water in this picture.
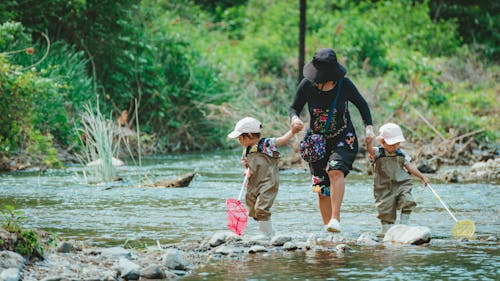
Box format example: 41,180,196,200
0,151,498,280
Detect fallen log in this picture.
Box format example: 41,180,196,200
147,172,196,188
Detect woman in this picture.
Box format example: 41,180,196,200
289,48,375,232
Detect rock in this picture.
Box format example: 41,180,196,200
248,245,268,253
86,157,124,167
0,268,20,281
214,245,244,255
417,158,439,173
383,224,431,245
270,235,292,246
357,232,379,245
247,235,270,245
147,173,196,188
56,242,72,253
117,258,140,280
283,242,297,251
443,170,460,183
0,230,17,252
40,276,63,281
99,247,131,259
470,158,500,180
163,249,186,270
0,251,25,271
141,264,165,279
335,244,351,253
486,236,497,242
164,270,180,279
208,232,227,247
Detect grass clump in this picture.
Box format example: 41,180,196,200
77,103,122,183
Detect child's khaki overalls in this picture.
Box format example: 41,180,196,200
373,147,416,224
245,145,280,222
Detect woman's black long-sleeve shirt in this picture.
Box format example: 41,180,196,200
289,77,373,141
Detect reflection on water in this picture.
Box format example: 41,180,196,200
0,150,498,280
186,242,499,280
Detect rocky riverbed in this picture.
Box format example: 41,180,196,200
1,225,498,281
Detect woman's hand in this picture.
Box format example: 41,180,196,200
365,125,375,143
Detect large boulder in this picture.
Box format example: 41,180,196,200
383,224,431,245
147,173,196,188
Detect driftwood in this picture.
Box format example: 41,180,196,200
146,172,196,188
411,108,489,166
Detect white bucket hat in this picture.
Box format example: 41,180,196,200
227,117,261,139
377,123,405,145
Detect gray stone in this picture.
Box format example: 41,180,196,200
208,232,227,247
0,268,20,281
246,235,270,246
163,249,186,270
248,245,267,253
100,247,131,259
141,264,165,279
283,241,298,251
383,224,431,245
117,258,140,280
0,251,25,270
40,277,63,281
171,270,187,276
335,244,351,253
164,270,179,279
486,236,497,241
357,232,379,245
270,235,292,246
56,242,72,253
214,246,244,255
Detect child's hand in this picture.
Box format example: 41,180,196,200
291,122,302,134
422,175,430,185
365,125,375,138
365,135,374,146
291,116,304,132
244,169,253,178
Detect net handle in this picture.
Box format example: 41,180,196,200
237,167,250,201
427,184,458,222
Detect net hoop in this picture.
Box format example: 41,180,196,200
226,198,248,236
452,219,475,238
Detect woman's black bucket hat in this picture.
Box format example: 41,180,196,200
303,48,346,83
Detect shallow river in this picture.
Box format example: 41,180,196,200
0,151,498,280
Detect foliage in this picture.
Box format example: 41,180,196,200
123,238,148,250
429,0,500,61
1,204,26,233
0,22,93,167
1,205,44,258
0,0,498,166
16,229,43,257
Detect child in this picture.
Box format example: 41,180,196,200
366,123,429,236
228,117,301,238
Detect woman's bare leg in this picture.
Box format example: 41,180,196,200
328,170,345,221
318,194,332,225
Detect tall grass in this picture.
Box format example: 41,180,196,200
77,103,121,183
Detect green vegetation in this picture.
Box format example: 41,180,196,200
77,103,122,182
0,0,498,170
1,205,44,259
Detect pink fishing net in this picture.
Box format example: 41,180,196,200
226,198,248,236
